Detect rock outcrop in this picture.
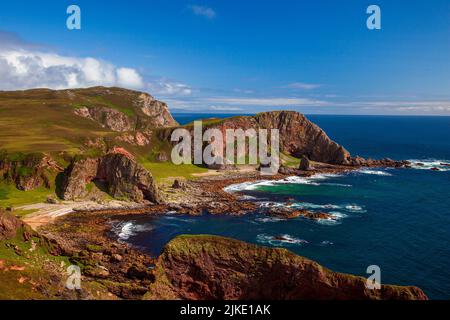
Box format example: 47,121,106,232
299,155,312,171
61,150,161,203
74,106,135,132
137,93,178,128
166,111,351,165
72,87,178,133
146,235,427,300
0,152,62,191
0,210,34,241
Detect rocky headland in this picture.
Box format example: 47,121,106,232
0,87,427,300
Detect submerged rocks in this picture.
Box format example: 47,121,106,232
61,151,161,203
266,207,332,221
146,235,428,300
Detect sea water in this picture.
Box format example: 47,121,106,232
111,114,450,299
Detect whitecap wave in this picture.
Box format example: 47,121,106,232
224,173,345,193
407,159,450,172
112,221,154,241
345,204,366,212
357,169,393,176
256,234,308,246
315,211,347,225
254,217,286,223
238,195,259,200
319,240,334,246
258,201,366,213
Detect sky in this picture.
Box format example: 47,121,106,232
0,0,449,115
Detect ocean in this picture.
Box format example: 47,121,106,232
112,114,450,299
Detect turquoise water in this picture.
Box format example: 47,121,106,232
113,115,450,299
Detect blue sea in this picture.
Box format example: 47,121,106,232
113,114,450,299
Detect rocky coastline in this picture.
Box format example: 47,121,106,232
0,87,430,300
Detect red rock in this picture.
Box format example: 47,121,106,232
146,235,428,300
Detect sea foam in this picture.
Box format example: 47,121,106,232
224,173,344,193
357,169,393,176
256,234,308,247
408,159,450,172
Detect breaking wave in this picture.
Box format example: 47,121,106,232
224,173,345,193
357,169,393,176
111,221,154,241
258,201,366,213
407,159,450,172
256,234,308,247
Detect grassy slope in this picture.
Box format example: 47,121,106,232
0,87,216,207
0,88,121,155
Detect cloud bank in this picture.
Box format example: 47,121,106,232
0,32,192,96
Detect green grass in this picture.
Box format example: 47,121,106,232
141,161,208,181
90,96,135,117
281,153,301,167
0,183,55,208
0,225,71,300
0,87,140,156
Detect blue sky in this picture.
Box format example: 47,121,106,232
0,0,449,115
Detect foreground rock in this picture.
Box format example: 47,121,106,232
61,149,161,203
146,235,428,300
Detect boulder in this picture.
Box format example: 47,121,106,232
299,156,312,171
0,211,34,241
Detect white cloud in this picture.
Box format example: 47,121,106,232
209,105,243,111
0,33,193,95
147,80,192,96
189,5,216,19
116,68,144,88
283,82,321,90
204,97,328,106
0,48,144,90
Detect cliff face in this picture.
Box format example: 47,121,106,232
0,152,62,191
169,111,351,165
72,88,178,132
146,235,427,300
61,150,161,203
254,111,351,164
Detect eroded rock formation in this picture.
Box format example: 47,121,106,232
72,88,178,133
61,150,161,203
146,235,428,300
0,152,63,191
164,111,352,165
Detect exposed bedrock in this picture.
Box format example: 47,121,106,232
0,152,63,191
73,89,178,133
161,111,352,165
61,150,161,203
146,235,428,300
